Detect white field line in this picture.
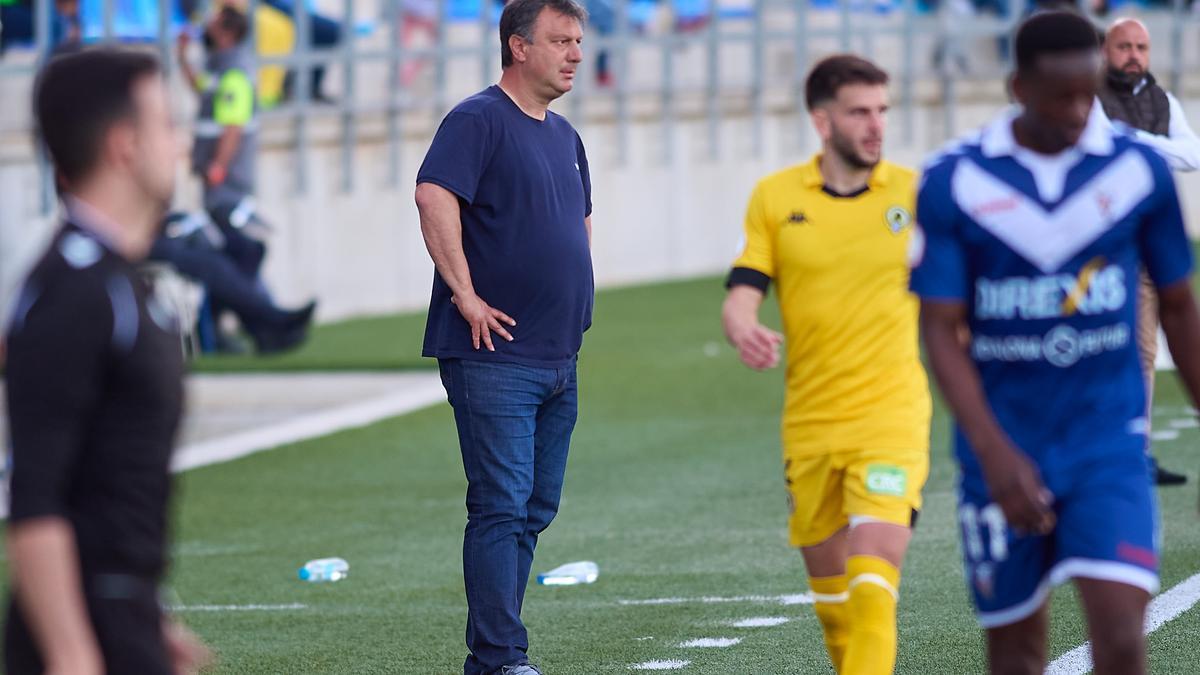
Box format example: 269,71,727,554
619,593,813,607
629,660,690,670
0,376,446,520
679,638,741,648
730,616,791,628
172,603,307,612
1045,572,1200,675
171,377,445,472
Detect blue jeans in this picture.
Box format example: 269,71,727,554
438,358,579,675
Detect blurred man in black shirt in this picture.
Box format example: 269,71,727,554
4,48,210,675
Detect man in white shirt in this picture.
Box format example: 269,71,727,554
1097,16,1197,486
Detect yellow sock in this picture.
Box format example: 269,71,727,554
841,555,901,675
810,574,850,672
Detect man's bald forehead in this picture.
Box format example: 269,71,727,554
1107,17,1149,42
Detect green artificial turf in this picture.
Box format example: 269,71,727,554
4,276,1198,673
158,276,1200,673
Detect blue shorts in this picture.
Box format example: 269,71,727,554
957,449,1159,628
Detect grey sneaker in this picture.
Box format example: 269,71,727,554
500,665,543,675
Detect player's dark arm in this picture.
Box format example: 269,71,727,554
415,181,515,351
1158,280,1200,420
920,300,1055,534
8,520,103,675
5,280,110,675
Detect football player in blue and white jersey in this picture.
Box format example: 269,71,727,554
912,11,1200,675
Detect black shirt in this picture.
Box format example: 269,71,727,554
5,222,184,580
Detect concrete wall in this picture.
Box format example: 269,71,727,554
6,98,1200,324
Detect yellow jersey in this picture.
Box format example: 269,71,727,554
731,155,931,457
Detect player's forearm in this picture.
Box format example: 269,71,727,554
1158,281,1200,411
416,183,476,299
722,285,765,342
920,307,1014,466
7,519,102,673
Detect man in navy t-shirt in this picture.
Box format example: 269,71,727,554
414,0,592,672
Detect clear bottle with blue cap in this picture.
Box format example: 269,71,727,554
299,557,349,582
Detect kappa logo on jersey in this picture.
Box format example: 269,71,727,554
785,211,809,226
885,205,913,234
866,465,907,496
974,257,1126,321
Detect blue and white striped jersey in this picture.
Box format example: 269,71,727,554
911,106,1193,474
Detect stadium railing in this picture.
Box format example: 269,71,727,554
1,0,1197,212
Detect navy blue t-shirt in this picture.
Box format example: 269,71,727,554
417,85,593,368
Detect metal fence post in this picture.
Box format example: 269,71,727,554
341,0,357,193
838,0,851,52
434,0,448,118
157,0,172,66
661,0,676,165
795,0,811,152
481,0,495,86
901,0,915,146
388,0,405,188
103,0,115,42
36,0,55,215
1170,0,1185,96
706,0,721,161
751,0,765,158
615,0,631,165
294,0,312,194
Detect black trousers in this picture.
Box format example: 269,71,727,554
4,574,170,675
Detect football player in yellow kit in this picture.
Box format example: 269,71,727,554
721,54,932,674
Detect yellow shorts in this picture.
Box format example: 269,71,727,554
784,448,929,548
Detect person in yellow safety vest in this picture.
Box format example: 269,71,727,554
178,4,257,221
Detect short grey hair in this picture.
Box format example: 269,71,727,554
499,0,588,69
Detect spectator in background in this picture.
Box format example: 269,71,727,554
0,0,78,56
584,0,612,86
150,212,316,354
398,0,438,86
50,0,80,51
178,5,259,261
0,0,32,55
262,0,342,102
1097,16,1199,486
178,5,315,353
255,0,297,108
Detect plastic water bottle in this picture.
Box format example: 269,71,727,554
536,561,598,586
298,557,349,582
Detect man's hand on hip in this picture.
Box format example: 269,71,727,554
453,293,516,352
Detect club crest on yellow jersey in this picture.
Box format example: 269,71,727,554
885,205,912,234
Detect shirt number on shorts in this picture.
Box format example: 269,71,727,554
959,503,1008,562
